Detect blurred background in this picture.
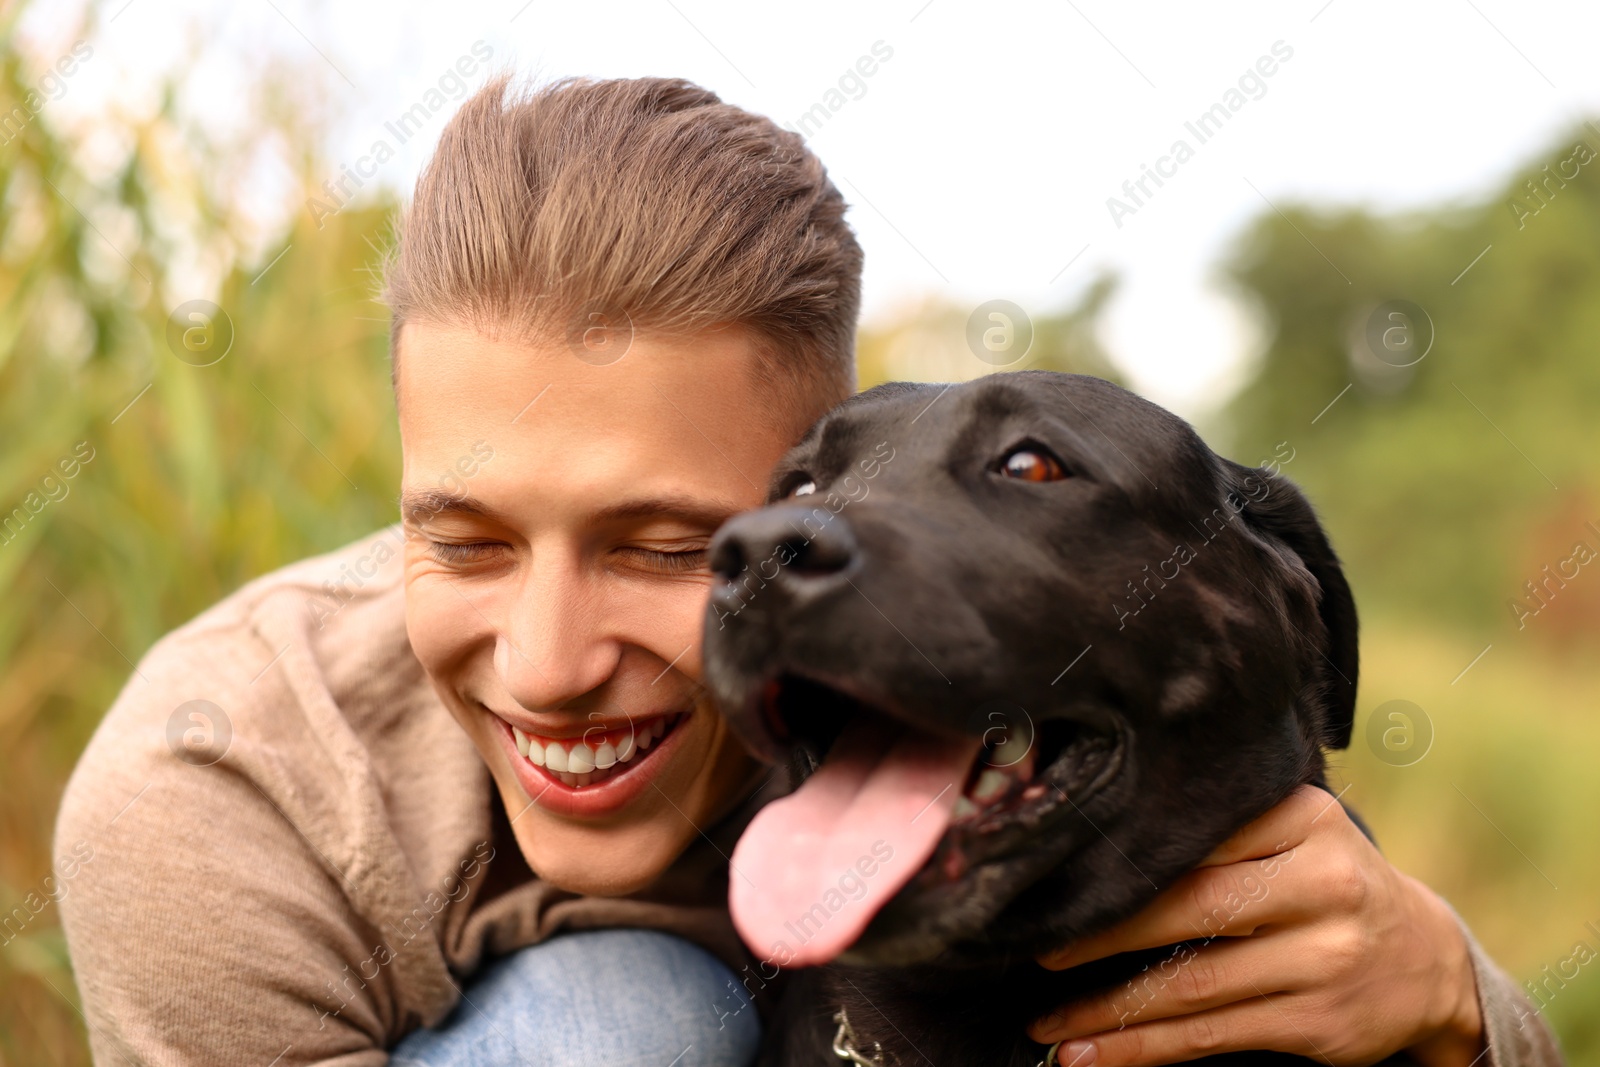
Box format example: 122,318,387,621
3,0,1598,1061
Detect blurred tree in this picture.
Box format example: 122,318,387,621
1216,125,1600,640
856,273,1121,390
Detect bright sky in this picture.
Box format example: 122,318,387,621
23,0,1600,421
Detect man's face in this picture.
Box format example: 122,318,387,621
397,321,809,896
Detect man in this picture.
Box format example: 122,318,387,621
57,75,1561,1066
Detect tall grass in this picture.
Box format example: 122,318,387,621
1,17,403,1057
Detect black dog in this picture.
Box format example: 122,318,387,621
702,372,1363,1067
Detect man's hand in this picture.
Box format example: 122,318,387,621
1027,785,1485,1067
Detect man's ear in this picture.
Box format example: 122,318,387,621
1222,459,1360,750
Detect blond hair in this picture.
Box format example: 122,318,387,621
384,75,862,406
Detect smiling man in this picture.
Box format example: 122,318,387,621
56,75,1560,1067
394,323,788,896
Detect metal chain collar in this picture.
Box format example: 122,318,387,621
830,1005,1064,1067
832,1007,888,1066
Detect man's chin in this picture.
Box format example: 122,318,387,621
498,784,695,896
463,697,759,895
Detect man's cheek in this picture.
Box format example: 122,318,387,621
402,571,487,674
641,581,713,681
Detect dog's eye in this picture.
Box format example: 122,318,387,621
788,479,817,498
999,448,1068,483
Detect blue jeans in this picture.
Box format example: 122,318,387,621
390,928,761,1067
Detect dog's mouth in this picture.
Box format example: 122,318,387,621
728,673,1121,967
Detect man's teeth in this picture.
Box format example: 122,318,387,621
511,715,680,789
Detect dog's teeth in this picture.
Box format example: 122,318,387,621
953,796,979,819
988,733,1030,767
972,769,1009,801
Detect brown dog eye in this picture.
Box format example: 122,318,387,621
1000,449,1067,482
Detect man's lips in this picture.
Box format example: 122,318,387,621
484,705,687,793
509,713,684,788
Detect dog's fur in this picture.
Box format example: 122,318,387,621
703,373,1363,1067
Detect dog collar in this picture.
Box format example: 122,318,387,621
831,1007,887,1065
830,1006,1065,1067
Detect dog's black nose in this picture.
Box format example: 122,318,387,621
709,504,858,604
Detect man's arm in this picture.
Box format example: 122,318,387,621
1462,921,1565,1067
52,587,477,1067
57,721,396,1065
1028,786,1563,1067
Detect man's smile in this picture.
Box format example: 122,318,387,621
483,699,705,821
501,709,687,788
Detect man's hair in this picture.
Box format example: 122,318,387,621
383,75,862,407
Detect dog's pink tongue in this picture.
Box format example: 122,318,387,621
730,718,982,967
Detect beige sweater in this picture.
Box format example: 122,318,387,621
56,527,1564,1066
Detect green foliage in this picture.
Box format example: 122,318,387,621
1217,128,1600,638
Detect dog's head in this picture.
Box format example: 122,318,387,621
704,372,1357,969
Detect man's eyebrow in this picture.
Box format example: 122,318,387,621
400,488,497,525
590,494,745,530
398,489,745,529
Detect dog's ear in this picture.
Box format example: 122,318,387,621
1221,459,1359,750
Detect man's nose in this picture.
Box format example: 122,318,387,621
708,503,858,612
496,569,620,711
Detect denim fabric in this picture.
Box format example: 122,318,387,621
390,928,761,1067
